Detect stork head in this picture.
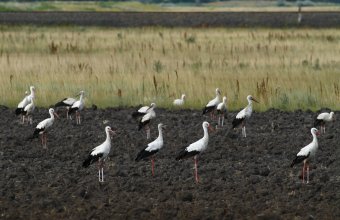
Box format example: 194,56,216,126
216,88,221,96
30,86,35,92
330,112,335,120
105,126,116,136
49,108,59,119
203,121,214,132
158,123,166,130
311,127,320,136
181,94,186,100
247,95,259,103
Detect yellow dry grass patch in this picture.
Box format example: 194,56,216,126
0,26,339,111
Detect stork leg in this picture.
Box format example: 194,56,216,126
194,156,199,183
145,125,150,139
40,134,44,146
43,133,48,149
241,125,247,138
306,163,310,184
302,160,306,184
151,157,155,176
29,115,33,125
222,115,225,127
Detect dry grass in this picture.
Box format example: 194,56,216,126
0,26,339,111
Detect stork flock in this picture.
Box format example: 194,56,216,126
15,86,335,183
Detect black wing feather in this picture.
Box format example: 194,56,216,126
176,149,200,161
135,149,159,161
82,153,104,168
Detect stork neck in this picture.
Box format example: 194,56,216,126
79,94,84,102
158,127,163,141
203,126,209,139
312,133,318,143
106,131,111,142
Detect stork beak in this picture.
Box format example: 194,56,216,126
54,112,60,119
109,129,116,136
208,125,215,132
162,125,167,130
316,131,320,136
252,97,259,103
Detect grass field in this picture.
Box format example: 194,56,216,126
0,26,339,111
1,1,340,12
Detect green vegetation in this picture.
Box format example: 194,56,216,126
0,26,339,111
1,1,340,12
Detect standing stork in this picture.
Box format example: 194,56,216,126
82,126,115,182
314,112,335,134
173,94,186,106
55,97,77,119
202,88,221,119
216,96,227,127
68,91,85,125
30,108,59,149
138,104,156,139
15,86,35,123
176,121,213,183
135,123,165,176
22,98,35,125
291,128,320,184
232,95,259,137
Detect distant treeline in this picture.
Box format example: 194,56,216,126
2,0,340,3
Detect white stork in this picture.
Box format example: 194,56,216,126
135,123,165,176
232,95,259,137
132,103,156,118
82,126,115,182
216,96,227,127
22,98,35,125
173,94,186,106
176,121,213,183
138,104,156,139
15,86,35,123
291,128,320,184
30,108,59,149
68,91,85,125
55,97,77,119
314,112,335,134
202,88,221,118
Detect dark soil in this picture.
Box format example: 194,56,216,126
0,106,339,219
1,11,340,27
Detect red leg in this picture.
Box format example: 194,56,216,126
302,161,306,183
151,157,155,176
194,156,199,183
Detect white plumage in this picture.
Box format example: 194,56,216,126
23,99,35,124
68,91,85,124
35,108,57,132
173,94,186,106
135,123,165,176
82,126,115,182
216,96,227,127
186,122,210,153
176,121,212,183
314,112,335,134
202,88,221,116
31,108,58,148
145,123,164,152
232,95,259,137
291,128,320,184
16,86,35,123
138,103,156,139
